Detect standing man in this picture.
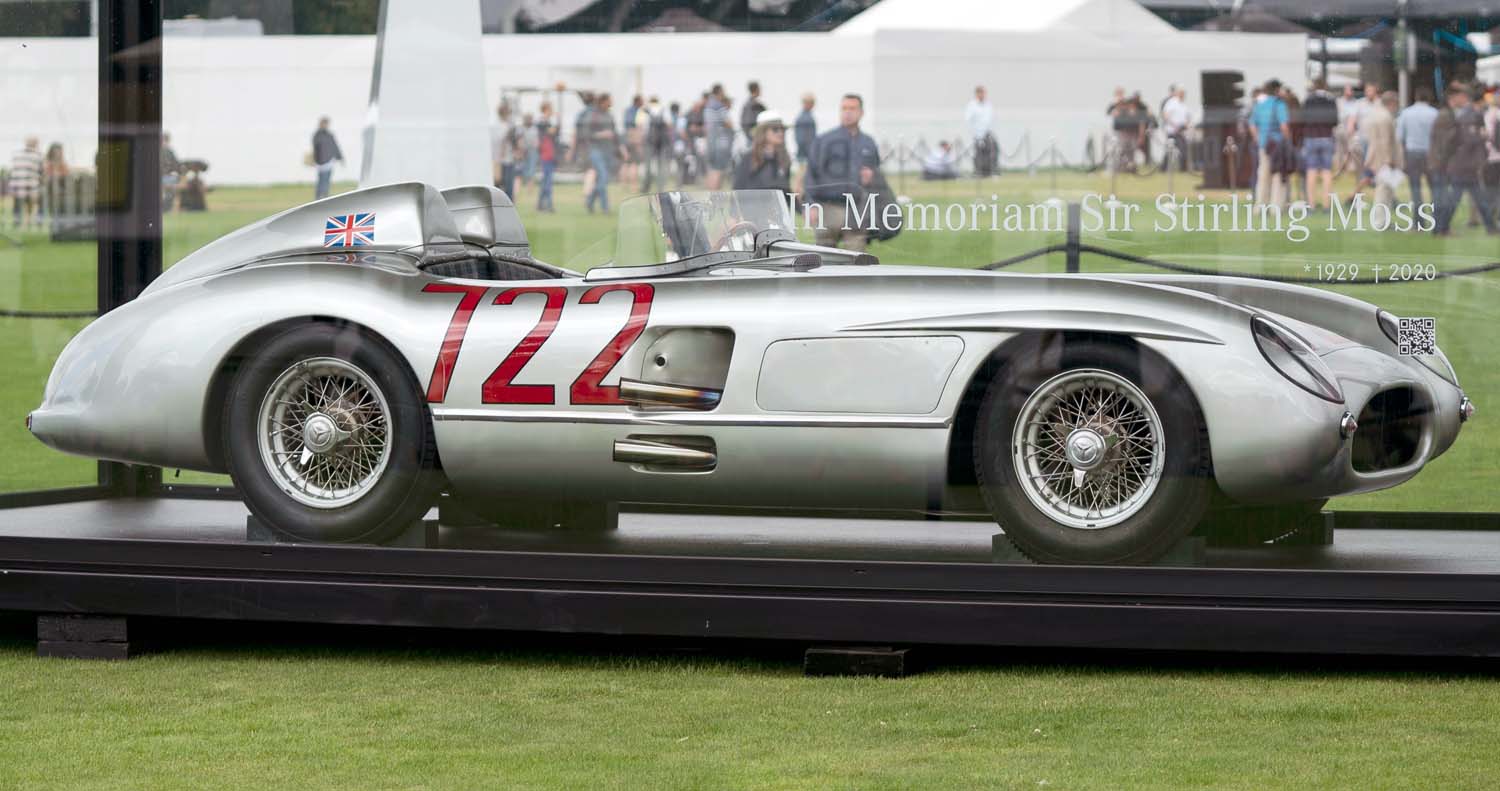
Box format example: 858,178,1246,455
965,85,995,177
682,95,706,186
311,117,344,200
520,112,539,196
1160,85,1190,171
1396,87,1439,212
622,95,645,194
1248,78,1291,208
1432,84,1498,236
584,93,621,214
8,137,43,229
1483,89,1500,227
1301,79,1338,210
805,93,881,252
1363,91,1402,212
794,94,817,166
641,96,674,193
160,132,184,213
492,102,518,198
573,92,596,200
1350,83,1380,194
740,81,766,144
704,84,735,190
535,101,558,212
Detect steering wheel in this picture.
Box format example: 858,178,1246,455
713,221,760,253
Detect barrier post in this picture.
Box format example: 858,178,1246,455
1049,138,1058,194
1225,137,1239,192
1166,141,1175,195
1066,201,1081,273
897,135,906,196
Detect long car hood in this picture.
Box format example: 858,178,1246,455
1088,273,1387,352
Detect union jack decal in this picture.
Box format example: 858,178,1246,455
324,212,375,248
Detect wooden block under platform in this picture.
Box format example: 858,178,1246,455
804,646,913,678
36,614,132,660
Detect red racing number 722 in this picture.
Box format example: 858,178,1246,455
421,282,655,406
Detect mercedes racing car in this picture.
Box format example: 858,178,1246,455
28,183,1474,564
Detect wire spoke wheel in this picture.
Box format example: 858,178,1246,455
256,356,392,509
1011,368,1165,530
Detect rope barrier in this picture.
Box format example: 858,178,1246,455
1072,243,1500,284
978,235,1500,284
0,308,97,319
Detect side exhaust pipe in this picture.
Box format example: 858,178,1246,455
613,437,717,471
619,378,722,410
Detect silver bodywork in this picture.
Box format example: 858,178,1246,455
30,182,1467,515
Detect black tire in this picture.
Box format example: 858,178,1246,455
224,323,442,544
973,336,1212,564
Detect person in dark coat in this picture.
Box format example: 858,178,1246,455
1432,84,1498,235
804,93,881,251
794,94,817,165
311,117,343,200
733,110,791,193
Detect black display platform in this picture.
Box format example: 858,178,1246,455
2,498,1500,660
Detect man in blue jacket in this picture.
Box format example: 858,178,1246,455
804,93,881,251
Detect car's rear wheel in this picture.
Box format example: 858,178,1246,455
224,323,441,544
974,337,1211,564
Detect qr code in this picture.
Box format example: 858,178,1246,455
1397,317,1436,356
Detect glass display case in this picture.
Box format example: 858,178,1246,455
5,0,1499,568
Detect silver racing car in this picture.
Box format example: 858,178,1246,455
28,183,1473,563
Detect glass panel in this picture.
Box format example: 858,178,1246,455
2,5,99,493
21,0,1494,559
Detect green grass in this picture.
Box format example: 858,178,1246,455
3,173,1499,511
1,634,1499,790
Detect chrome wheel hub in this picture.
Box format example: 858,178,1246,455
1064,428,1107,469
256,357,392,509
1011,369,1166,530
302,413,341,453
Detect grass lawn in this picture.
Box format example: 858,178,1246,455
3,172,1498,512
1,629,1499,790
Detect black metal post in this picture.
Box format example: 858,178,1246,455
96,0,163,496
1065,202,1081,273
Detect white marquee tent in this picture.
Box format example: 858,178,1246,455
835,0,1179,37
838,0,1307,166
1,0,1306,186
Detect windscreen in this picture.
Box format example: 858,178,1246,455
612,190,796,267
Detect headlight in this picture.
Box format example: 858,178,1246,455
1376,309,1458,386
1251,316,1344,403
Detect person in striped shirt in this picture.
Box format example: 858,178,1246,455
9,137,43,229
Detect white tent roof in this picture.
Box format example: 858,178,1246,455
834,0,1176,37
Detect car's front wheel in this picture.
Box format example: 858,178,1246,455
974,338,1211,564
224,323,442,543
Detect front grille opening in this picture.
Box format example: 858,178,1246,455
1352,387,1427,473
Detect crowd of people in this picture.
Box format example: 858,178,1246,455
488,81,812,216
5,137,70,229
12,76,1497,244
1244,77,1500,236
487,81,896,250
1104,85,1192,172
